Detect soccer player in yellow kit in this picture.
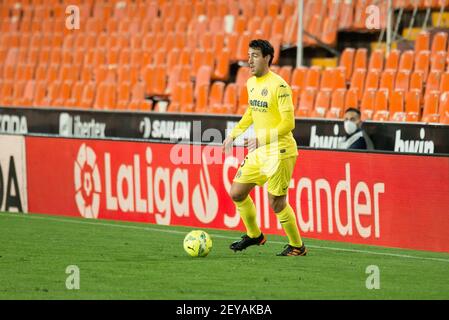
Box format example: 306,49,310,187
222,39,307,256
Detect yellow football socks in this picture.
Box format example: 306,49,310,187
276,204,303,247
234,196,261,238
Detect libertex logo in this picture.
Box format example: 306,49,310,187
74,144,102,218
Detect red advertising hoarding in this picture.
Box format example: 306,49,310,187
26,136,449,253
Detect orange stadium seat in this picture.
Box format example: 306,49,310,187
405,89,422,122
365,69,381,92
340,48,355,81
385,49,401,71
372,89,390,121
311,89,332,118
291,67,308,91
431,31,448,54
221,83,238,114
380,69,396,94
360,89,377,120
421,91,440,123
305,67,321,90
296,87,316,118
426,71,442,96
209,81,226,114
415,50,431,80
395,69,410,92
415,30,430,53
430,51,446,72
399,50,415,72
354,48,368,71
368,49,384,71
326,88,346,119
350,68,367,101
439,92,449,124
345,88,359,109
389,90,406,121
440,72,449,92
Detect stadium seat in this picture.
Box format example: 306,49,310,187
116,82,131,110
128,82,153,111
360,89,377,120
339,48,355,81
398,50,415,72
326,88,346,119
440,72,449,92
405,89,421,122
410,71,424,93
421,91,440,123
368,49,384,71
33,80,47,107
196,83,210,113
311,89,332,118
94,82,116,110
365,69,381,92
221,83,238,114
415,30,430,53
305,67,321,90
389,90,406,121
372,89,390,121
439,92,449,124
237,84,248,115
296,87,317,118
291,67,308,91
395,69,410,92
426,71,442,96
66,81,84,108
430,51,446,72
431,31,448,54
350,68,367,101
414,50,431,80
213,48,230,81
380,69,396,94
345,88,359,109
209,81,226,114
354,48,368,71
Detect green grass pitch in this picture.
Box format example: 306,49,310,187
0,212,448,300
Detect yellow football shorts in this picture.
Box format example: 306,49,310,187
233,149,297,196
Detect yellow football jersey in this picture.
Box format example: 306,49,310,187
230,71,298,159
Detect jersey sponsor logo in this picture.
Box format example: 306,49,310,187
279,84,287,88
278,93,290,99
249,99,269,108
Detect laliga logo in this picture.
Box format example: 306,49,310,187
74,144,102,218
192,153,218,223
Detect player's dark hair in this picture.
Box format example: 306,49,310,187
249,39,274,66
345,107,361,117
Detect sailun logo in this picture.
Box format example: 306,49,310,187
192,153,218,223
394,128,435,154
74,144,102,218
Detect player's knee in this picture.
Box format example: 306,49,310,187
230,185,247,203
230,190,247,203
269,197,287,213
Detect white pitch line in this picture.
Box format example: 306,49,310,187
2,213,449,263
